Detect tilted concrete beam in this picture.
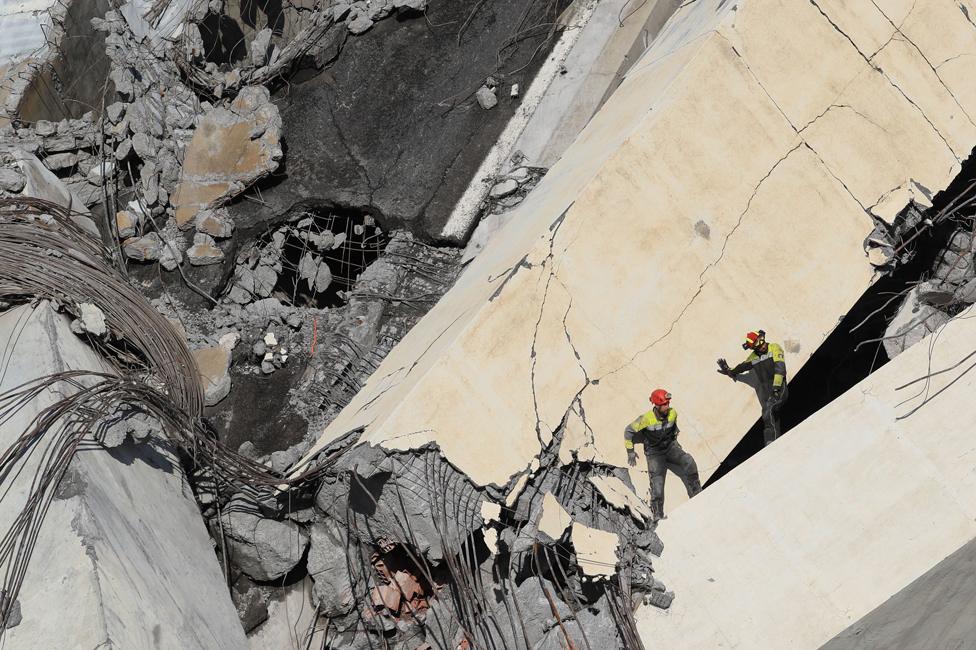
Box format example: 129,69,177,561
298,0,976,511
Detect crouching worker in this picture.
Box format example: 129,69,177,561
625,389,701,521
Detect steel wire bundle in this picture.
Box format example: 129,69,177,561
0,197,347,631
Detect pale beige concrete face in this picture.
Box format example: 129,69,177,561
637,307,976,648
297,0,976,511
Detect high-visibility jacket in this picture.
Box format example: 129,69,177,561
625,407,679,452
730,342,787,390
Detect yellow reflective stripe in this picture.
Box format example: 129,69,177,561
625,440,634,450
773,374,784,387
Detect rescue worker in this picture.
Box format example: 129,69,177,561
624,389,701,521
716,329,788,446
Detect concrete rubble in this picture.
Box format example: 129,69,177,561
4,0,976,647
0,302,246,648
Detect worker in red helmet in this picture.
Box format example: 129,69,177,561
717,329,789,446
624,389,701,521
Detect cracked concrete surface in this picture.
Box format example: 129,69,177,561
638,305,976,648
297,0,976,516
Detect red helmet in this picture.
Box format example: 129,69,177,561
742,330,765,350
650,389,671,407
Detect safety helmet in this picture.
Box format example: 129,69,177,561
649,389,671,407
742,330,766,350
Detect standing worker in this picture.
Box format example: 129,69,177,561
717,329,789,446
625,389,701,521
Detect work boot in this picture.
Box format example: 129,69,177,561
650,498,665,522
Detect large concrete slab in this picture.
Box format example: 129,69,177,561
298,0,976,513
0,303,246,649
821,536,976,649
637,308,976,648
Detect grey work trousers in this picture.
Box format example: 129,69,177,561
645,441,701,519
761,383,789,447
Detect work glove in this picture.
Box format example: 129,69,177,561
627,450,637,467
772,385,783,398
716,358,735,380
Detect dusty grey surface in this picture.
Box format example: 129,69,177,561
229,0,570,241
821,536,976,650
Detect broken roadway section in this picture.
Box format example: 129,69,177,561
299,0,976,513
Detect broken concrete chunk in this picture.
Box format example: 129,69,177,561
43,152,78,171
159,240,184,271
347,12,374,34
101,410,157,448
247,298,286,327
195,208,235,238
171,88,282,228
87,161,116,185
106,102,126,124
131,132,160,160
0,168,26,193
43,135,76,153
34,120,57,137
304,230,334,250
883,286,951,359
114,139,133,161
916,280,956,307
254,264,278,297
867,245,894,267
123,232,163,261
269,446,301,473
948,230,973,253
238,441,260,459
192,345,232,406
251,28,272,67
220,509,309,581
223,68,241,88
70,303,107,337
955,277,976,304
475,85,497,110
307,519,356,616
489,178,518,199
187,233,225,266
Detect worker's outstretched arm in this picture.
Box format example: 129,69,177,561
718,356,752,378
730,357,753,375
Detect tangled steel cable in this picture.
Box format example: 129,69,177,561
0,197,349,631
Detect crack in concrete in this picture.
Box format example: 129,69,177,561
802,142,869,213
722,36,798,131
527,214,572,447
868,2,976,131
599,140,805,380
808,0,960,162
798,103,888,135
489,207,571,302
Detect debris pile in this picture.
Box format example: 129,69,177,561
485,163,546,215
0,0,664,646
883,225,976,357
